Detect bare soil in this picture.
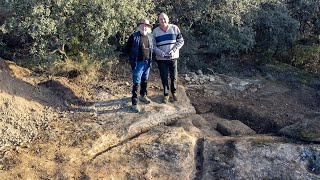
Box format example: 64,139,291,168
0,59,320,179
3,59,318,137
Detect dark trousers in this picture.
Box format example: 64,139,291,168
157,59,178,96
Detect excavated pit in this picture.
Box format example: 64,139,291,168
208,102,280,134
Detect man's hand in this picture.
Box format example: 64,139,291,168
168,49,174,59
161,52,166,58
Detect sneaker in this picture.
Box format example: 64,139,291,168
131,105,140,113
163,95,169,104
172,93,178,101
140,95,152,104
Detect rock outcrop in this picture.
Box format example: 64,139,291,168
279,117,320,142
216,120,256,136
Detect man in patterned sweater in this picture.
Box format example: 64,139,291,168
152,13,184,103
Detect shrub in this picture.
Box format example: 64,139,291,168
155,0,257,57
253,2,299,55
51,58,101,83
287,0,320,39
154,0,298,58
0,0,155,71
292,44,320,73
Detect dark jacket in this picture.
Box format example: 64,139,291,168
125,32,153,70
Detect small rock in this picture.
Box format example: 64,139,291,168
213,91,222,96
216,120,256,136
196,70,203,76
185,75,191,81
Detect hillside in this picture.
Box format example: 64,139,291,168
0,58,320,179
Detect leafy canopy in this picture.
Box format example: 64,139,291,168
0,0,155,66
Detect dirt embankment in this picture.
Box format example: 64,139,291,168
0,60,65,148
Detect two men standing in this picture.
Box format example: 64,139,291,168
125,13,184,112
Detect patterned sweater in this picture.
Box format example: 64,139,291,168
152,24,184,60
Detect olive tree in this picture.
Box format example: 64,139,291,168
287,0,320,39
155,0,291,57
253,2,299,56
0,0,155,67
155,0,300,62
287,0,320,73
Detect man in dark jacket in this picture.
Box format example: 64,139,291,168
125,19,153,113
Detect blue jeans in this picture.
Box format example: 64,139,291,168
131,60,151,105
157,59,178,96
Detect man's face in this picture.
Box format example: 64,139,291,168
159,14,169,27
139,24,150,36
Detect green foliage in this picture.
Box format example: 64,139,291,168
200,0,257,55
1,0,320,74
300,131,320,141
112,1,156,45
0,0,155,70
287,0,320,39
253,2,299,54
293,44,320,73
155,0,257,56
155,0,299,58
266,63,319,85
